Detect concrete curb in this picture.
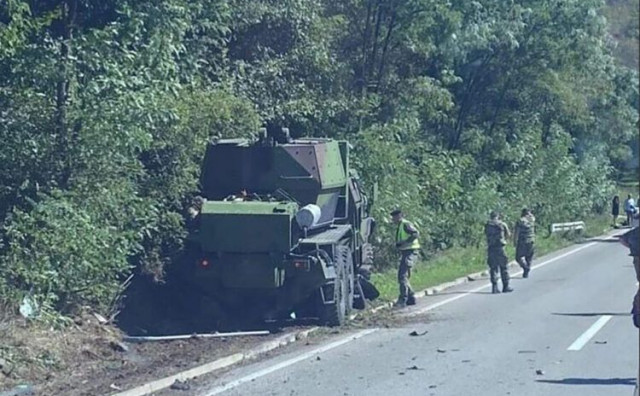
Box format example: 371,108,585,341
366,229,621,313
111,230,620,396
367,261,519,314
108,328,318,396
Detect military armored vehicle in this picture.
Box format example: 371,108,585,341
181,128,378,326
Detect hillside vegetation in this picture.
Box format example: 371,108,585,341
0,0,638,320
605,0,639,70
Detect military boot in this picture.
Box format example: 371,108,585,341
502,284,514,293
491,284,501,294
406,295,416,306
523,268,530,278
394,298,407,308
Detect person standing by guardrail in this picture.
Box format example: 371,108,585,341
514,208,536,279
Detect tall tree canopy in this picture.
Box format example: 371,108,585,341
0,0,637,314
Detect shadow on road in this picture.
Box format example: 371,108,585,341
551,312,630,317
536,378,635,386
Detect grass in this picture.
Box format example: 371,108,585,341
371,214,614,302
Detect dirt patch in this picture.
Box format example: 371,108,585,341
0,296,418,396
0,305,300,396
0,308,123,394
50,332,274,396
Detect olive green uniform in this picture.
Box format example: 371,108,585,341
514,215,535,272
485,219,511,290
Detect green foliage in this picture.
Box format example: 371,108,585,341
0,189,147,312
0,0,637,316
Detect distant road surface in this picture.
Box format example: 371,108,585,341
193,233,638,396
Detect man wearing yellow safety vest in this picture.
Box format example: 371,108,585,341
391,209,420,308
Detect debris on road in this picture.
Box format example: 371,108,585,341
406,365,423,371
517,350,537,354
93,313,108,325
436,348,446,353
170,379,191,391
535,369,544,376
110,341,130,353
109,384,122,391
316,356,322,361
594,341,607,345
409,330,428,337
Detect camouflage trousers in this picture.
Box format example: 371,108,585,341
398,250,418,301
516,241,535,270
487,247,510,286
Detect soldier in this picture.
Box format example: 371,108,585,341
485,211,513,294
514,208,536,279
391,209,420,307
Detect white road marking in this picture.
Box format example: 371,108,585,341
404,241,599,317
567,315,613,351
198,235,615,394
201,328,379,396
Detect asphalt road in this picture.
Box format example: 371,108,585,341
194,233,638,396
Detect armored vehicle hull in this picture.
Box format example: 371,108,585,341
180,129,378,326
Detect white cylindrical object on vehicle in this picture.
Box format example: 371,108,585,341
296,204,322,229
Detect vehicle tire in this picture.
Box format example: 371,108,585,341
319,245,352,326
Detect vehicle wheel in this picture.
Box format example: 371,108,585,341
319,245,352,326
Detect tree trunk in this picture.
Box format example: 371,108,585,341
375,8,396,92
56,0,77,188
368,1,384,88
360,0,373,99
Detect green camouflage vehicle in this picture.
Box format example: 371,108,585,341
181,128,378,326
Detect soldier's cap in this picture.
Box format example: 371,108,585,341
490,210,499,219
390,209,402,216
521,208,530,216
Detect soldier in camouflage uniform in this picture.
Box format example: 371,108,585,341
485,211,513,294
514,208,536,279
391,209,420,307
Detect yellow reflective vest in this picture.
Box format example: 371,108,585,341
396,219,421,250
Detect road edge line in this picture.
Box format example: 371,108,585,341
110,230,622,396
108,327,319,396
201,328,379,396
365,230,623,316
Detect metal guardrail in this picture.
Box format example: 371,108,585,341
550,221,585,233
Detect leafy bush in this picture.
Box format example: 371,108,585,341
0,189,148,314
